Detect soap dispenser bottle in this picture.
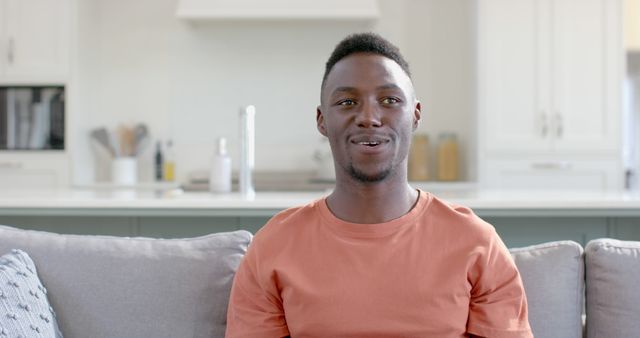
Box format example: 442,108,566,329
209,137,232,193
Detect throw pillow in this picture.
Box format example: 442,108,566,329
0,249,63,337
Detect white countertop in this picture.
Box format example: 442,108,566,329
0,188,327,209
1,186,640,212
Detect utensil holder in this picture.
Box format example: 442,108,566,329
112,157,137,186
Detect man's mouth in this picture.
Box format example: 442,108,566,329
349,135,390,149
356,141,382,147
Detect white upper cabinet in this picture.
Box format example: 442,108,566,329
0,0,70,84
478,0,622,156
176,0,380,21
478,0,546,153
551,0,622,154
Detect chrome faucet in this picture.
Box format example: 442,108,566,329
239,105,256,198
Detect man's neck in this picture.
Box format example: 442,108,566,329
327,173,419,224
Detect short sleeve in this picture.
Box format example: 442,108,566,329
466,228,533,338
225,241,290,338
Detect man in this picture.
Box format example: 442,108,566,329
226,33,533,338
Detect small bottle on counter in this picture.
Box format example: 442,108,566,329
154,141,163,182
437,132,459,181
163,139,176,182
210,137,232,193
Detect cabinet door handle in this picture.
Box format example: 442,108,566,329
0,161,23,169
530,161,572,170
7,37,14,64
555,113,563,138
540,112,548,137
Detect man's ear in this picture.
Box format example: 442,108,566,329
412,101,422,131
317,106,328,136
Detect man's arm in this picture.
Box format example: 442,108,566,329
466,229,533,338
225,244,290,338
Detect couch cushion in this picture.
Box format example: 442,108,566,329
0,224,252,338
509,241,584,338
585,239,640,338
0,249,63,337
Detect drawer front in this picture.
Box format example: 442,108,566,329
481,158,623,191
0,152,68,188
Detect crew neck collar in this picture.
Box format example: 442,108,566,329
316,189,431,238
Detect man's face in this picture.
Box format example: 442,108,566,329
317,53,421,183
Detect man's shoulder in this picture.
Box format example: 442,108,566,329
426,193,496,240
252,198,323,242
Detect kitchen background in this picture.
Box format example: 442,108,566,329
1,0,639,192
71,0,475,186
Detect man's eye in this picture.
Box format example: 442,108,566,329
338,99,356,106
381,97,400,104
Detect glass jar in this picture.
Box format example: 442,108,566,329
408,134,430,181
437,133,459,181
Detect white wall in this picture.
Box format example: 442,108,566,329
72,0,475,184
407,0,476,181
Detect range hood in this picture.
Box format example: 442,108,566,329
176,0,380,21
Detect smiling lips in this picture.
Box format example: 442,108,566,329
349,135,390,153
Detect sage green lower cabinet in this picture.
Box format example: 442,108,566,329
483,217,609,248
1,213,640,248
136,216,268,238
607,218,640,241
0,215,269,238
137,217,243,238
0,216,136,236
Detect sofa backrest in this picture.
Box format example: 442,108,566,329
5,223,637,338
585,238,640,338
0,224,252,338
510,241,584,338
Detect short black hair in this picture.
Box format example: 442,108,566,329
321,32,411,92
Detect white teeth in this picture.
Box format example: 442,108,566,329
358,141,380,146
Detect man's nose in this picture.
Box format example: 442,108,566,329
355,101,382,128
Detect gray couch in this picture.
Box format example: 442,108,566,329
0,224,638,338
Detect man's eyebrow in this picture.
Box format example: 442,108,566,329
331,84,402,95
331,86,357,95
377,84,402,91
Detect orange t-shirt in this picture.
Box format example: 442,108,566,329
226,190,532,338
